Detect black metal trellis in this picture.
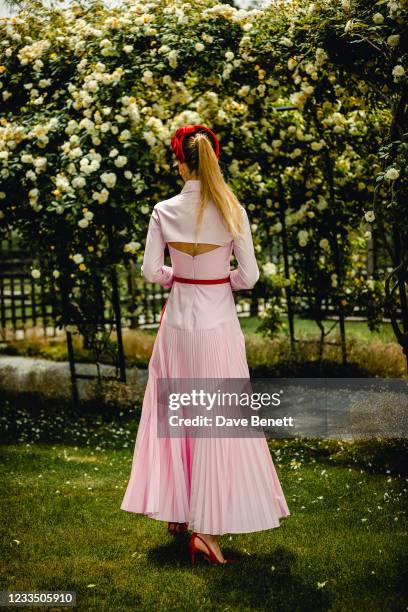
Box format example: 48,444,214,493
54,203,128,406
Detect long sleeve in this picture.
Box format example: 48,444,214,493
229,206,260,291
141,207,173,288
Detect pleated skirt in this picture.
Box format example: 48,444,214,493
120,318,290,534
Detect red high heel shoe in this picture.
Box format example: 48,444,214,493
188,533,235,565
167,522,188,536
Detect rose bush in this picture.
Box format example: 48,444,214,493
0,0,406,364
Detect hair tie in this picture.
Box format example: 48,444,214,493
171,124,220,162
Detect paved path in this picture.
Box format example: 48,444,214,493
0,355,148,402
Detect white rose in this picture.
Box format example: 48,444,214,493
364,210,375,223
31,269,41,279
372,13,384,24
392,64,405,79
195,42,205,52
262,262,277,277
72,176,86,188
288,58,297,71
78,218,89,228
124,241,141,254
385,167,399,180
298,229,309,246
73,253,84,264
387,34,400,47
84,211,94,221
101,172,117,188
319,238,329,251
52,270,60,279
114,155,128,168
238,85,250,97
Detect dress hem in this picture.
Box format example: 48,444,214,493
120,507,291,536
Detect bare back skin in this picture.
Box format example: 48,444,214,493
168,242,222,257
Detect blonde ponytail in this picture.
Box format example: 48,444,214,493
189,132,244,242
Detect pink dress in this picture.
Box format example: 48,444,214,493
120,179,290,534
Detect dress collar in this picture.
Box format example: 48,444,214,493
180,179,201,194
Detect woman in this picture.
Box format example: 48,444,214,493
121,124,290,565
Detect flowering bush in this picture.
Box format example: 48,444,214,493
0,0,406,364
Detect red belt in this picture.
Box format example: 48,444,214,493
159,275,231,325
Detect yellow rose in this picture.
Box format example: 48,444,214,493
79,263,86,271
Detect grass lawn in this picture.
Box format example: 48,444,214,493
1,397,408,611
239,316,397,343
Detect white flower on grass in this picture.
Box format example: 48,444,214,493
392,65,405,80
31,269,41,279
387,34,400,47
317,581,328,589
262,262,278,277
385,167,399,180
372,12,384,24
365,210,375,223
101,172,117,188
73,253,84,264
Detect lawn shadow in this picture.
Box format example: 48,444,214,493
148,541,330,611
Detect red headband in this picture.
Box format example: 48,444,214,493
171,124,220,162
